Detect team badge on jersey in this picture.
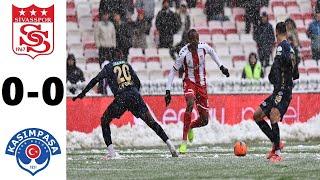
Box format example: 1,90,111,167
276,46,282,56
5,128,61,176
12,4,54,59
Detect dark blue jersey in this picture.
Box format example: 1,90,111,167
268,40,299,92
81,60,141,96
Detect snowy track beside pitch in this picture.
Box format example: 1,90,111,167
67,115,320,149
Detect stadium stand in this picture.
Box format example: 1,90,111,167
66,0,319,94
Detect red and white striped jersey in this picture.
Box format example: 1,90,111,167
166,42,222,90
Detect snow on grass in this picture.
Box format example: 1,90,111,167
67,114,320,149
67,144,320,180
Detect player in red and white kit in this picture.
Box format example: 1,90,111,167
165,29,230,153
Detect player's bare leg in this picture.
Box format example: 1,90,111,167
268,108,283,162
140,111,179,157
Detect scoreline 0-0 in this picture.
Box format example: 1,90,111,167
2,77,64,106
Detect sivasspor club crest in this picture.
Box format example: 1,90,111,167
12,4,54,59
5,128,61,176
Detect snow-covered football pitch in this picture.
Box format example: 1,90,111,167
67,140,320,179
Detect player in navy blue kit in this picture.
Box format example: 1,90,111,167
73,49,178,159
253,22,299,162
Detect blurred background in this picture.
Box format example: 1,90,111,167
66,0,320,96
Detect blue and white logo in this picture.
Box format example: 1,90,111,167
5,128,61,176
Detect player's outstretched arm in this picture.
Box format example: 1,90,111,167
72,77,98,101
72,68,108,101
220,65,230,77
205,43,230,77
165,68,176,106
165,47,186,106
165,46,187,106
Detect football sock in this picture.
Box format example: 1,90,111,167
101,119,112,146
183,112,191,140
271,122,280,150
143,115,169,142
166,139,176,152
107,144,115,155
256,120,274,143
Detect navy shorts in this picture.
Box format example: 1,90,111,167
260,90,292,121
103,90,148,119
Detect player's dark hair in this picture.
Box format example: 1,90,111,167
276,22,287,34
187,29,197,39
113,48,123,59
187,29,198,51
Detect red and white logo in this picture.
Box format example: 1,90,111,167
12,5,54,59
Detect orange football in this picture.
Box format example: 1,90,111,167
234,141,247,156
